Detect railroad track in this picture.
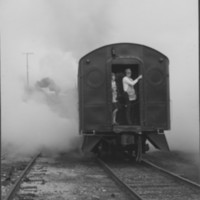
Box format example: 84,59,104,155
3,152,41,200
2,152,199,199
97,158,200,200
3,152,131,200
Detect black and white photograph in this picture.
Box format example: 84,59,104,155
1,0,199,199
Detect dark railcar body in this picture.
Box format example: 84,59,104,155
78,43,170,157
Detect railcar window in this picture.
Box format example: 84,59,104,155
111,64,140,126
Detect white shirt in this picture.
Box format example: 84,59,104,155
112,80,117,103
122,76,137,101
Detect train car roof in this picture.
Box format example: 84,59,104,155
79,43,169,63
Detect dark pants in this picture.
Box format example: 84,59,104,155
126,100,134,125
124,92,139,125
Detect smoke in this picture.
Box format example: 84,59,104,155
35,77,61,94
1,0,115,154
2,50,80,154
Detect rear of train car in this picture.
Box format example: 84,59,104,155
78,43,170,159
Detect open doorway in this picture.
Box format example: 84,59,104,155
111,64,141,126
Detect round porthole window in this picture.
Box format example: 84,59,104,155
146,68,165,86
86,68,104,88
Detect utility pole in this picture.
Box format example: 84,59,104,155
23,52,34,88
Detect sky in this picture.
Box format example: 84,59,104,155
0,0,199,154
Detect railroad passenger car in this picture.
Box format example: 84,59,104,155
78,43,170,161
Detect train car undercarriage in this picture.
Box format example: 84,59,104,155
81,130,169,162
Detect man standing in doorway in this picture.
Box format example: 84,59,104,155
122,68,142,125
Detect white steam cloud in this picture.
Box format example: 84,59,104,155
1,0,115,154
2,50,79,154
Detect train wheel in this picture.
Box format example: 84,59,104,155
135,135,142,162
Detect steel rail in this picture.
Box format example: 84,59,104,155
97,158,143,200
142,159,200,190
4,152,41,200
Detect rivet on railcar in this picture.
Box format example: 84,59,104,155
78,43,170,161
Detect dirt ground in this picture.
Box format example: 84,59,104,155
16,151,131,200
1,149,200,199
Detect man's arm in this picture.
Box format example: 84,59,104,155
123,75,142,86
